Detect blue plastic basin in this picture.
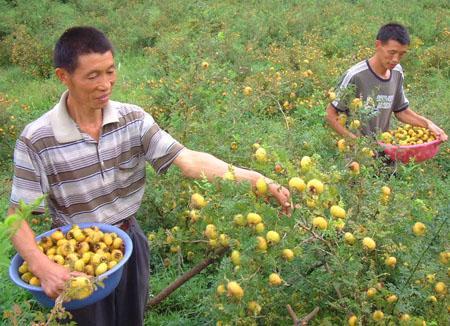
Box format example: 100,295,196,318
9,223,133,310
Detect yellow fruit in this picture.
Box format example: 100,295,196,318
428,295,437,302
338,114,347,126
230,250,240,266
255,147,267,162
337,138,347,152
233,214,246,226
350,120,361,129
21,272,33,283
349,161,360,174
344,232,356,245
372,310,384,321
52,255,65,265
201,61,209,69
289,177,306,192
247,301,262,315
282,249,294,261
29,276,41,286
84,264,94,276
266,231,281,245
269,273,283,286
218,234,229,247
300,156,313,171
112,237,123,249
362,237,376,251
312,216,328,230
227,281,244,299
381,186,391,196
108,261,118,269
255,223,265,234
385,256,397,268
327,91,336,101
18,262,28,274
306,198,317,208
247,213,262,225
255,177,268,195
350,98,363,110
330,205,346,219
380,132,393,143
243,86,253,96
306,179,324,194
367,287,377,297
95,262,108,276
204,224,218,239
51,229,65,242
256,236,268,251
223,171,235,181
216,284,226,295
400,314,411,321
362,147,375,158
412,222,426,236
348,315,358,326
435,282,447,294
439,251,449,264
74,259,85,272
426,273,435,283
191,193,207,209
68,276,94,300
386,294,398,303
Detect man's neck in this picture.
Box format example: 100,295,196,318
66,95,103,140
368,56,390,79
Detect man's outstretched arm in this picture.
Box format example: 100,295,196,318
173,148,291,214
395,108,448,141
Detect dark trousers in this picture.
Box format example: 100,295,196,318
69,217,149,326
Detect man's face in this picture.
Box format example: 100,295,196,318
375,39,408,70
57,51,116,111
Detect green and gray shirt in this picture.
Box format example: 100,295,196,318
331,60,409,135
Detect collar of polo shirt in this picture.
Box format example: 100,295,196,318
50,90,120,143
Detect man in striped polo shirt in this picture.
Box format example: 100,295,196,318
325,23,447,141
7,27,290,325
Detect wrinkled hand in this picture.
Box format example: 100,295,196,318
268,183,291,215
428,122,448,142
29,257,71,299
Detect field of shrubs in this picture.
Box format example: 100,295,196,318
0,1,448,325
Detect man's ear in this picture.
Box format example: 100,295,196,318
55,68,70,86
375,40,382,49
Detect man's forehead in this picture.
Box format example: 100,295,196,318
75,51,115,71
382,39,409,51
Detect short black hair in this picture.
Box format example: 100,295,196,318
53,26,114,73
376,23,410,45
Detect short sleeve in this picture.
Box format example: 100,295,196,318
140,112,184,174
331,71,356,113
392,69,409,112
10,137,46,212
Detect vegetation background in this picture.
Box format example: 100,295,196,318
0,0,448,325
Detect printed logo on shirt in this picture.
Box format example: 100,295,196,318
376,95,394,110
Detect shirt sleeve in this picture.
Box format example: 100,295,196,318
10,137,46,212
140,111,184,174
392,68,409,112
330,71,356,113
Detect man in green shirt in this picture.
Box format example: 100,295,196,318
325,23,447,141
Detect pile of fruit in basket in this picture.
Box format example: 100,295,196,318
379,124,437,146
18,225,125,286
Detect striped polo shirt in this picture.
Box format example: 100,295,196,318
331,60,409,135
10,91,184,226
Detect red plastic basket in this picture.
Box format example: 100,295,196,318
378,139,442,163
